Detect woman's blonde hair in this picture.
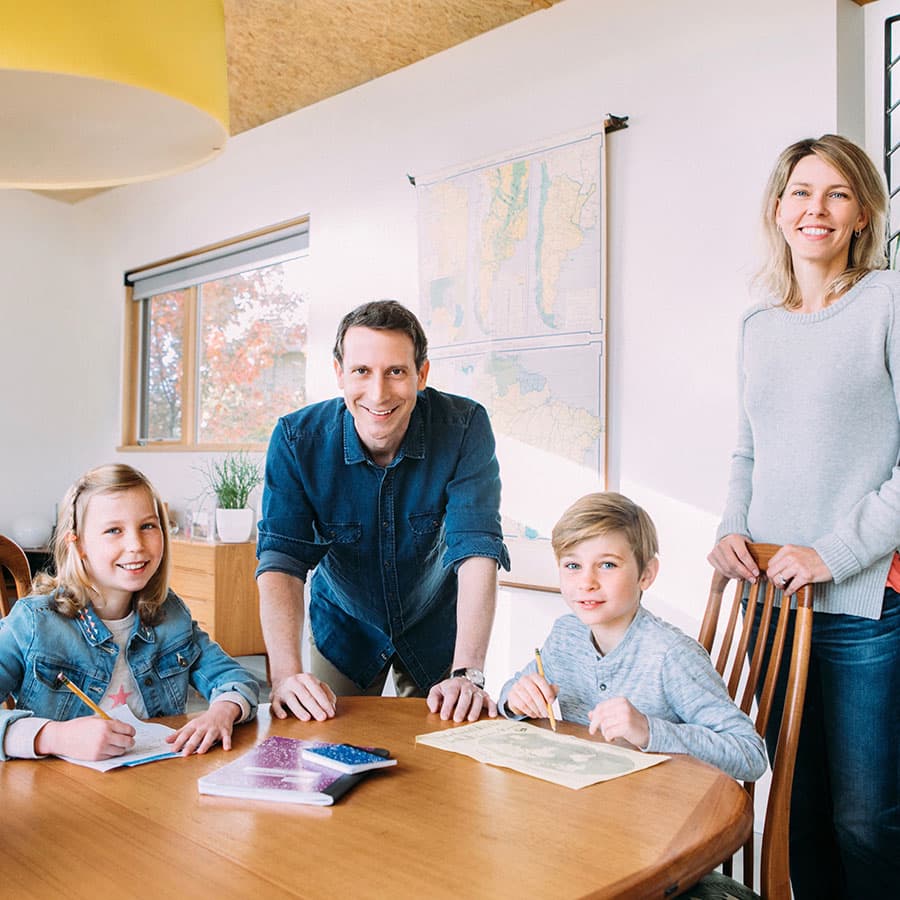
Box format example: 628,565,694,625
551,492,658,575
758,134,888,308
34,464,171,625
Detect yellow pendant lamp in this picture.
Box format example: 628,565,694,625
0,0,229,190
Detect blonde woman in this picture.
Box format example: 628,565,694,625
709,135,900,898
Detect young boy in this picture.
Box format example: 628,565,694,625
498,492,766,782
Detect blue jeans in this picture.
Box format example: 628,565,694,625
747,587,900,899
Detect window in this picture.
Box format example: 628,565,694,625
123,218,309,449
886,15,900,266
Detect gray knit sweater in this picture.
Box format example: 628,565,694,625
498,607,767,781
717,270,900,619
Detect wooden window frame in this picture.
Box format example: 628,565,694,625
120,217,308,452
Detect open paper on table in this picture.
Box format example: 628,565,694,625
416,719,668,789
57,705,178,772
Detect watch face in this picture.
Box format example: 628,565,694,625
453,668,485,689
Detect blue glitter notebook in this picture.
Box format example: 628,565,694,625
301,743,398,774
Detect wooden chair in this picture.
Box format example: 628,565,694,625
1,535,32,710
0,534,32,618
680,542,814,900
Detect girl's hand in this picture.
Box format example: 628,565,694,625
34,717,136,760
708,533,759,581
588,697,649,750
506,672,558,719
767,544,832,596
167,701,241,755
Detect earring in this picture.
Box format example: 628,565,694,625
854,227,863,238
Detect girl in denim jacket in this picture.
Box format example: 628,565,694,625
0,464,258,762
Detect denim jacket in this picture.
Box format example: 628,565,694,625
0,591,259,760
257,387,510,691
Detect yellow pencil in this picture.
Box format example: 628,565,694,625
534,648,557,732
57,672,111,720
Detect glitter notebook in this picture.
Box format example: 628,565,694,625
197,736,394,806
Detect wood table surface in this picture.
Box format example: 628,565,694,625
2,698,752,899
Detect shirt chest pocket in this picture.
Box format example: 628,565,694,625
321,521,362,576
23,657,104,718
152,640,201,709
409,512,444,567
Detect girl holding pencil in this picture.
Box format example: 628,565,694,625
0,464,258,762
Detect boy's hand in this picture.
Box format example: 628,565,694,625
588,697,649,750
35,717,136,760
167,701,241,755
506,673,558,719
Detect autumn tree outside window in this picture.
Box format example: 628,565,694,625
123,218,309,450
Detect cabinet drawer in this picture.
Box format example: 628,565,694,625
179,595,215,629
169,565,216,599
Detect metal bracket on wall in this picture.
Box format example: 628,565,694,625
604,114,629,134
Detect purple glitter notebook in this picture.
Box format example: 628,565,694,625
197,736,392,806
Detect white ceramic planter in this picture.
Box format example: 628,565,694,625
215,507,254,543
11,515,53,549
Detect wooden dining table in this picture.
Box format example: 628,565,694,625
2,698,751,899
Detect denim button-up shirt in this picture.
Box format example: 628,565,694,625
0,591,259,759
256,387,510,690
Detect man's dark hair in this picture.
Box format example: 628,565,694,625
333,300,429,371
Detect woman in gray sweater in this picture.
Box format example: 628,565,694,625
709,134,900,899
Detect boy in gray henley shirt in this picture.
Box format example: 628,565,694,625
499,493,766,782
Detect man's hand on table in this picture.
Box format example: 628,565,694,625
270,672,337,721
426,676,497,722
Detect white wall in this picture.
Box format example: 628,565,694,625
1,0,864,665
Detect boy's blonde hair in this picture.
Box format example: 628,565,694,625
551,492,659,574
33,463,171,626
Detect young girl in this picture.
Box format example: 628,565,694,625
0,464,258,762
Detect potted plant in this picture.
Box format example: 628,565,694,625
199,452,264,543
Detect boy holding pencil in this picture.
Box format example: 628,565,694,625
498,492,766,782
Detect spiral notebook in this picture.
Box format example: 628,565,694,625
197,736,394,806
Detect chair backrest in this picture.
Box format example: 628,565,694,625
1,535,32,710
0,534,32,618
698,542,813,900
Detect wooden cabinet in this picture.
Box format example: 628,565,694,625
168,538,266,658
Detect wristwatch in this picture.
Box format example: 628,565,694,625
451,667,485,689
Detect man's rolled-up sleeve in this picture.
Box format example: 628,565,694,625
443,403,510,572
256,417,330,581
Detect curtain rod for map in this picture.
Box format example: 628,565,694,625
406,116,628,186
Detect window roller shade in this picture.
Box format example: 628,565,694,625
127,222,309,300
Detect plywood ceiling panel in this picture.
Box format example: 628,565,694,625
226,0,559,134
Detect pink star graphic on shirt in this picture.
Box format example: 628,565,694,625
108,684,132,708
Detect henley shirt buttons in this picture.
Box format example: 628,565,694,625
599,684,607,691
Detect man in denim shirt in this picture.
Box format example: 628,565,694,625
256,301,510,723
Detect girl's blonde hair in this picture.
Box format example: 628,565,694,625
551,492,658,575
758,134,888,309
34,464,171,625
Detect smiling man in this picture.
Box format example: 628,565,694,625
256,300,509,723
